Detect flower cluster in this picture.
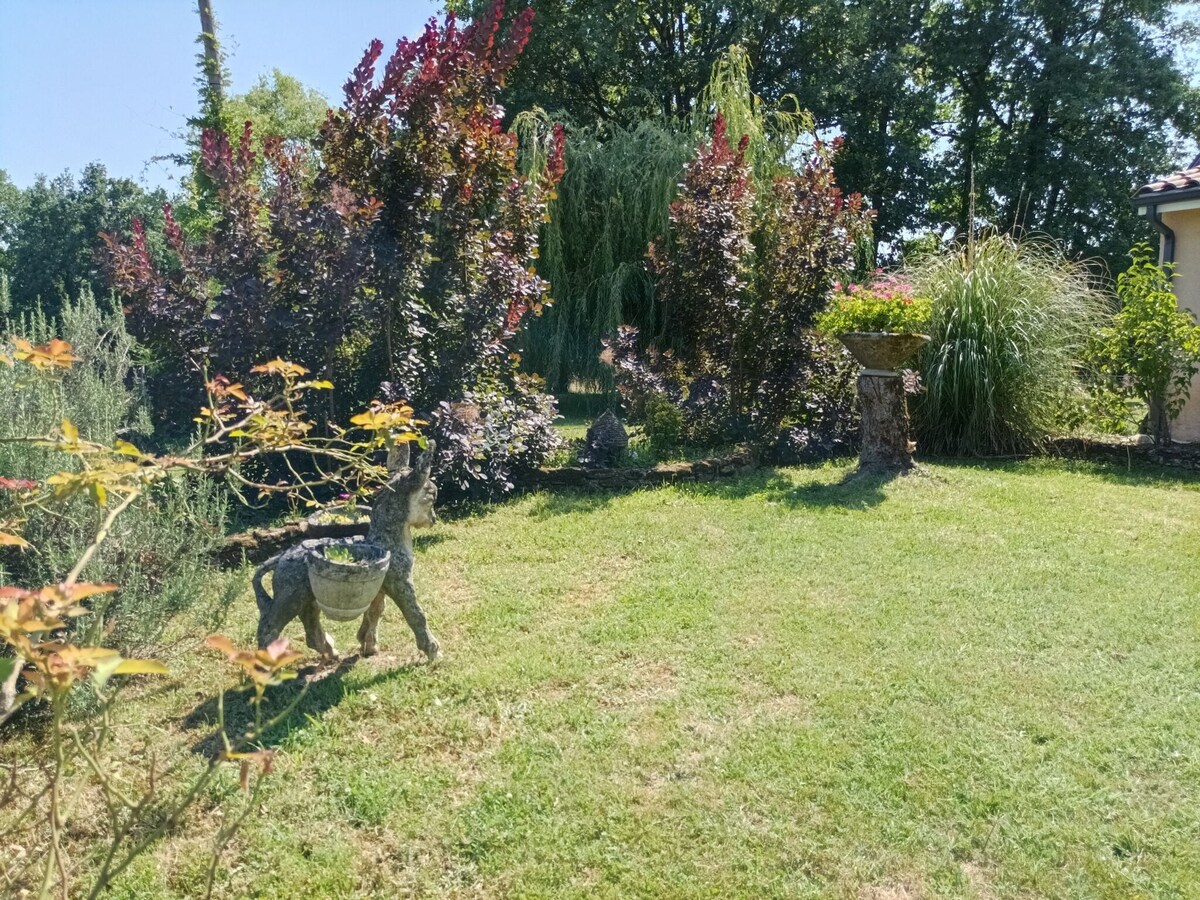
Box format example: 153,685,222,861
817,274,932,336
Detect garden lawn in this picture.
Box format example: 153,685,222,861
16,459,1200,898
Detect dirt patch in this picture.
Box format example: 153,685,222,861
960,861,998,899
858,881,924,900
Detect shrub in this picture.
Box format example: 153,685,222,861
103,3,566,494
816,275,932,336
430,378,563,499
649,114,755,376
642,392,685,455
600,324,685,420
608,118,871,459
0,288,228,649
1089,243,1200,443
770,334,861,463
908,235,1108,456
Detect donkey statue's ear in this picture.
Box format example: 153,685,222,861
386,437,411,473
415,440,436,478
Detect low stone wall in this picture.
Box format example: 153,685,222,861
217,520,367,568
520,449,757,491
1045,435,1200,471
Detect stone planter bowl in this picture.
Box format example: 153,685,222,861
838,332,931,372
304,539,391,622
304,503,371,527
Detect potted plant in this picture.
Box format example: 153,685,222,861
304,494,371,527
304,538,391,621
816,275,933,371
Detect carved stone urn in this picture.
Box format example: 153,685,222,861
837,332,930,472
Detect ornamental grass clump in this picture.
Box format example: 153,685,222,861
908,235,1107,456
816,275,932,336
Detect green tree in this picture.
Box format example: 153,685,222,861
0,169,24,274
459,0,845,124
829,0,940,255
927,0,1199,266
458,0,941,250
467,0,1199,261
1092,243,1200,443
6,164,166,318
225,69,329,153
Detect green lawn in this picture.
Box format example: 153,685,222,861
13,459,1200,898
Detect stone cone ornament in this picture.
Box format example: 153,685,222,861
583,410,629,468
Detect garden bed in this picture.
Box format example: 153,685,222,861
1047,434,1200,471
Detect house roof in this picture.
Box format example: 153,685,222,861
1134,154,1200,206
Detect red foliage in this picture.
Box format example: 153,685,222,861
648,112,755,374
631,116,873,447
102,2,563,436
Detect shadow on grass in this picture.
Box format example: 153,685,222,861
446,451,1198,527
526,491,617,518
182,654,427,758
682,463,907,509
926,454,1200,489
412,532,449,551
783,465,908,508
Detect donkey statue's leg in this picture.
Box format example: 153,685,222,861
356,591,387,657
383,567,440,661
256,550,312,649
298,601,337,658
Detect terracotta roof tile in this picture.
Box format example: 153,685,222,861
1135,154,1200,201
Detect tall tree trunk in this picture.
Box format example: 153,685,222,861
197,0,224,110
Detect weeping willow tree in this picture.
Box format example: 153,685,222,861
516,118,689,391
517,46,810,393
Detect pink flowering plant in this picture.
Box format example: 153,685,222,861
816,273,932,336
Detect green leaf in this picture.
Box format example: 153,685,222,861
113,659,170,677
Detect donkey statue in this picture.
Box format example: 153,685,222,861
252,440,441,662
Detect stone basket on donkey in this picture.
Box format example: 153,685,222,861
253,441,441,661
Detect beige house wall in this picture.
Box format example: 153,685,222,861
1161,208,1200,442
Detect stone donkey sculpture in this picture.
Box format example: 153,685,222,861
253,441,440,661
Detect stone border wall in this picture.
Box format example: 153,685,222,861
1045,436,1200,471
519,449,757,491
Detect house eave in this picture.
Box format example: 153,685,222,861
1134,188,1200,212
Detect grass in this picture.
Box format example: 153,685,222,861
8,458,1200,898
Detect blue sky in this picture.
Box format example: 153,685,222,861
0,0,442,191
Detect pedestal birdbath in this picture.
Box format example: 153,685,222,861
838,332,930,472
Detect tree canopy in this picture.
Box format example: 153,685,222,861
467,0,1200,263
1,164,166,318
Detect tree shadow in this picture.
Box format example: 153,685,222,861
781,465,909,509
181,654,427,758
928,454,1200,489
525,491,617,518
679,460,926,510
412,532,448,551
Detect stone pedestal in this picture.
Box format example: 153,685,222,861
857,370,915,472
836,332,929,474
